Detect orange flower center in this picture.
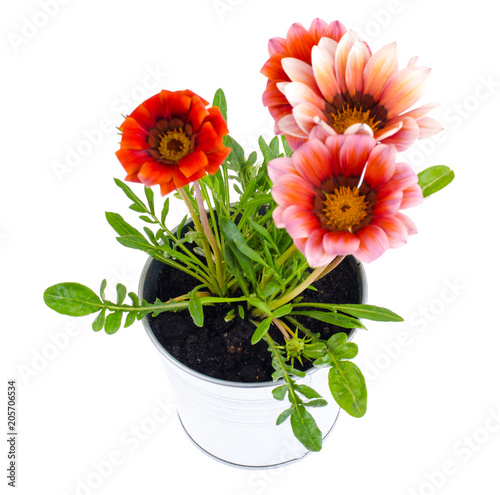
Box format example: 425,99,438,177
329,104,381,134
322,186,369,231
158,129,191,162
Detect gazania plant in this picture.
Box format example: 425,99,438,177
44,19,454,453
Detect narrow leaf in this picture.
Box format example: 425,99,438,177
113,178,147,211
188,289,204,327
105,212,143,237
212,88,228,124
160,198,170,225
251,316,272,344
331,304,403,322
276,407,293,425
294,384,322,399
124,312,136,328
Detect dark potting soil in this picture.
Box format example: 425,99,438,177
147,256,362,383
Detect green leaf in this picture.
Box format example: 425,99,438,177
105,212,143,237
328,361,367,418
294,384,322,399
303,399,328,408
327,332,348,350
116,235,153,252
251,316,272,344
225,136,245,171
292,311,366,329
281,135,293,157
276,407,293,425
160,198,170,225
333,342,359,360
188,289,204,327
290,405,323,452
418,165,455,198
212,88,228,124
116,284,127,305
247,298,272,316
272,384,288,401
44,283,102,316
272,304,292,319
144,186,155,215
124,312,136,328
331,304,403,322
219,216,256,284
113,178,148,211
99,279,107,300
105,311,123,335
92,309,106,332
303,342,327,359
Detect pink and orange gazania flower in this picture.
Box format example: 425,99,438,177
262,22,442,151
269,133,423,266
261,18,348,150
116,89,231,196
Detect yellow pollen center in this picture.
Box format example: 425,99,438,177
323,186,369,231
329,105,381,134
158,129,191,162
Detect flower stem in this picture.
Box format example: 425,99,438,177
268,255,344,312
193,181,224,291
178,186,219,293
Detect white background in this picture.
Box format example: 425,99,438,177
2,0,499,494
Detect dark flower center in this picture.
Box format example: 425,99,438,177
147,118,194,164
314,176,377,233
325,98,388,135
158,130,191,162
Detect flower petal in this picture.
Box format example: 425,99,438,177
334,30,359,94
293,139,332,185
323,230,360,255
363,42,398,103
282,205,322,238
281,57,317,88
277,113,309,138
311,44,341,103
286,22,316,62
292,102,325,134
268,156,299,182
401,183,424,209
339,134,375,177
354,224,389,262
416,116,443,139
380,116,420,151
272,175,316,209
305,229,333,267
280,81,324,109
363,144,396,189
379,66,431,119
372,215,409,248
178,150,208,178
346,41,370,99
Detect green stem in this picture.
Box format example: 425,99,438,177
276,244,298,268
268,264,328,312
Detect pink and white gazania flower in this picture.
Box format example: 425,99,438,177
261,18,348,150
269,133,423,267
263,26,442,151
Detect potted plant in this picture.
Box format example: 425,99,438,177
43,19,454,468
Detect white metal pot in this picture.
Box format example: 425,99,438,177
139,256,367,469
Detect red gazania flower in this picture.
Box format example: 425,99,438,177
261,18,347,149
262,25,442,151
116,89,231,196
269,134,423,267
